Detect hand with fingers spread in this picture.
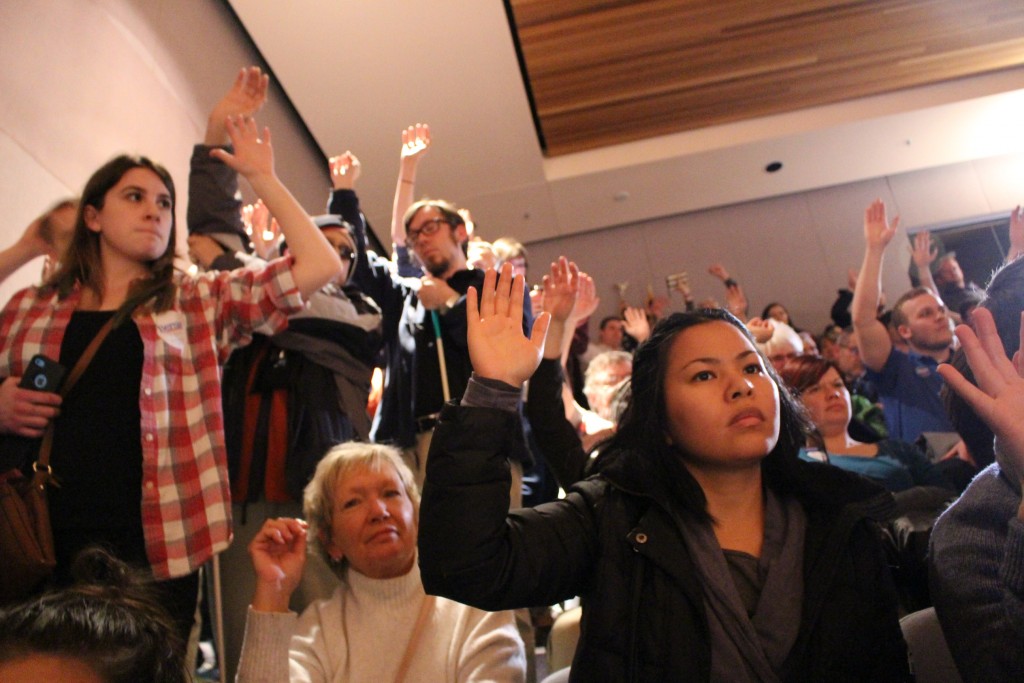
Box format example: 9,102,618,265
466,264,550,387
211,116,274,181
249,517,309,612
329,152,361,191
622,306,651,344
938,308,1024,477
206,66,269,146
0,376,62,438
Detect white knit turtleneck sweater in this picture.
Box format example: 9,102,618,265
235,562,525,682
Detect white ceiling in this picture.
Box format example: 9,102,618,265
227,0,1024,244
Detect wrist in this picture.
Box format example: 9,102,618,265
438,293,460,315
251,583,293,613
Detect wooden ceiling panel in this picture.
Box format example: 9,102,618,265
506,0,1024,155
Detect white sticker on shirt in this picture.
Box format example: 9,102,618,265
153,310,186,350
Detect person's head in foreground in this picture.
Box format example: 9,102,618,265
0,548,186,683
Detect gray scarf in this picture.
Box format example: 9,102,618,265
678,488,806,682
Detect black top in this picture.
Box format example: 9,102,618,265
50,310,144,530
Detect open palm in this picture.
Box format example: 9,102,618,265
467,264,550,387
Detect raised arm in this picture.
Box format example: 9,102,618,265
189,67,268,259
212,116,341,298
204,66,268,147
934,307,1024,678
852,199,898,371
708,263,748,318
391,124,431,249
0,213,56,286
910,230,941,299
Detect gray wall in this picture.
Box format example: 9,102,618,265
526,153,1024,334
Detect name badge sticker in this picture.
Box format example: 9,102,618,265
153,311,186,350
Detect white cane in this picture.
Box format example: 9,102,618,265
212,554,227,683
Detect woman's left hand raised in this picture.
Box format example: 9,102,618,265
210,115,274,181
466,263,550,387
249,517,308,613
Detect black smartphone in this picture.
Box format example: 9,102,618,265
19,355,66,393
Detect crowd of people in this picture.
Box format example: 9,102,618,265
0,65,1022,682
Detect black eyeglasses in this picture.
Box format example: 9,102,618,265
407,217,450,246
338,247,355,261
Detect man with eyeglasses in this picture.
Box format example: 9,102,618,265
336,185,530,496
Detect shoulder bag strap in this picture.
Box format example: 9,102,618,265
33,316,118,482
393,594,436,683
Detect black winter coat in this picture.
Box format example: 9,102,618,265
418,403,911,682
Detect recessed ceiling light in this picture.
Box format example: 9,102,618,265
765,161,783,173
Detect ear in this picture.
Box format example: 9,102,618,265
83,205,102,233
453,222,468,245
318,528,342,562
896,323,913,342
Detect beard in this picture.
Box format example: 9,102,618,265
424,255,450,277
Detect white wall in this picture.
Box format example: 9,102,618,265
0,0,327,307
526,152,1024,334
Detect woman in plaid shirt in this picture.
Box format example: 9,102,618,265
0,115,342,653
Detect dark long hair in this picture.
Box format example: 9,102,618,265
44,155,178,325
0,548,187,682
604,309,810,521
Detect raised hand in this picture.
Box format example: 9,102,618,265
210,116,274,181
910,230,937,271
541,257,580,323
864,199,899,251
571,272,600,324
249,517,308,612
329,151,361,191
708,263,730,282
623,306,651,344
400,123,431,163
206,66,269,146
745,317,775,344
847,268,859,292
466,264,550,387
938,308,1024,476
243,199,279,259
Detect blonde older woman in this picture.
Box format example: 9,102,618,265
236,442,525,682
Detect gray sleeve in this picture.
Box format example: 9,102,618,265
235,607,297,683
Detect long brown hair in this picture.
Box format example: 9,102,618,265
44,155,178,325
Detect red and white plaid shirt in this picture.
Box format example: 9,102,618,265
0,257,304,579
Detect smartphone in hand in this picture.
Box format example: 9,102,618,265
19,355,66,393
